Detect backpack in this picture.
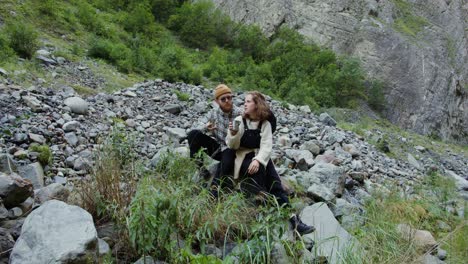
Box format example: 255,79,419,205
268,110,277,134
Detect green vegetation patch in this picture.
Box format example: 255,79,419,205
392,0,429,37
352,173,467,263
29,144,52,166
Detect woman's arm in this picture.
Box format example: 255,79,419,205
253,121,272,167
226,116,244,149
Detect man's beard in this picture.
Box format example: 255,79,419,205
220,103,232,113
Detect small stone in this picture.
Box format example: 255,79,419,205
28,133,46,144
437,248,447,260
64,97,88,115
123,91,137,97
62,121,80,132
8,207,23,219
163,104,182,115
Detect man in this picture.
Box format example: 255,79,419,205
187,84,241,190
187,84,315,235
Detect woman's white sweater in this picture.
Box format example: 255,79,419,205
226,115,273,179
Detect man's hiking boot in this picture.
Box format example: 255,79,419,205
290,214,315,235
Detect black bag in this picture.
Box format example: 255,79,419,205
268,110,277,134
240,118,262,149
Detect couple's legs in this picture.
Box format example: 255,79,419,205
187,130,235,191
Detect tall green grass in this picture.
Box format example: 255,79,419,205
351,173,467,263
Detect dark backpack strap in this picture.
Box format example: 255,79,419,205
242,118,248,129
258,120,263,130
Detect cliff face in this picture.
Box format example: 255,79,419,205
212,0,468,143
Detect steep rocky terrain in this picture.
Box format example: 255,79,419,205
212,0,468,144
0,51,467,262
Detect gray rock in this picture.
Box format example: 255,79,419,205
300,202,359,264
421,254,445,264
8,207,22,219
343,144,360,158
437,248,447,260
271,241,292,264
163,104,182,115
22,96,42,112
28,133,46,144
13,133,28,144
10,200,99,264
65,132,79,146
18,162,44,189
319,113,336,126
64,96,88,115
0,202,8,220
397,224,437,252
0,228,15,258
0,172,34,208
36,55,56,66
134,256,156,264
300,141,320,155
165,127,187,141
62,121,80,132
123,91,137,97
0,154,17,174
285,149,315,171
302,163,346,197
278,135,292,147
35,183,70,204
307,184,335,202
407,153,422,170
98,238,110,256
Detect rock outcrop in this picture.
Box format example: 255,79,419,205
212,0,468,143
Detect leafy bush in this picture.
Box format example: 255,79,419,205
29,144,52,166
155,45,202,84
367,79,386,111
88,37,131,67
233,25,268,61
4,21,39,59
168,1,234,49
123,2,156,34
0,33,16,62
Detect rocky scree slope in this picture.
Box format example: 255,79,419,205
212,0,468,144
0,54,467,262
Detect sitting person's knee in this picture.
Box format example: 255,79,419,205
187,129,203,141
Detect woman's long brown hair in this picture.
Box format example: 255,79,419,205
243,91,271,121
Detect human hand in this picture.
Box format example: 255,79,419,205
228,121,238,135
248,159,260,175
207,121,217,131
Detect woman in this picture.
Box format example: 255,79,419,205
226,91,315,235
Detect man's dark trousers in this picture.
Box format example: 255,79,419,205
187,130,235,189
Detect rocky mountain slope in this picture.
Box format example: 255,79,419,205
0,51,467,262
212,0,468,144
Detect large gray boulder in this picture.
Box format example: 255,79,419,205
213,0,468,143
300,202,360,264
298,163,346,198
0,172,33,208
10,200,99,264
64,96,88,115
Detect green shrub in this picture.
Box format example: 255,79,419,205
0,33,16,62
168,1,234,49
4,21,39,59
149,0,184,23
155,45,201,84
29,144,52,166
233,25,268,61
88,37,132,67
173,90,190,101
368,79,386,111
123,2,157,34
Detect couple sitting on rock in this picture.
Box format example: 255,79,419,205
187,84,314,235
